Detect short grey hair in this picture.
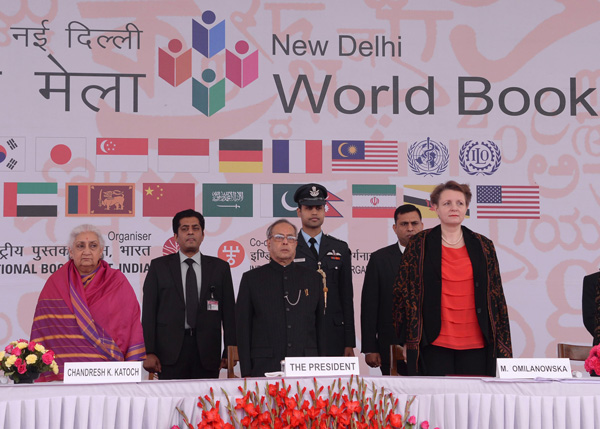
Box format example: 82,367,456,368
68,224,105,250
266,219,297,239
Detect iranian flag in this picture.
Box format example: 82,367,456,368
352,184,396,218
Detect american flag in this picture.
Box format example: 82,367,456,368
331,140,398,172
476,185,540,219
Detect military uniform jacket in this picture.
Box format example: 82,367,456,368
141,253,236,370
296,232,355,356
236,261,324,377
360,243,402,373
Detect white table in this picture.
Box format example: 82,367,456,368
1,375,600,429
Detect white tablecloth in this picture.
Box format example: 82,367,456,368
1,376,600,429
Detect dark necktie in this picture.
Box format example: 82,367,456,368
308,237,319,260
184,258,198,327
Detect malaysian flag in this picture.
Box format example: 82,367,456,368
331,140,398,172
476,185,540,219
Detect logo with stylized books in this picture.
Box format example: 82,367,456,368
158,10,258,116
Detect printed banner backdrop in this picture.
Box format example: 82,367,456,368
1,1,599,374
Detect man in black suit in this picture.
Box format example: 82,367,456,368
361,204,423,375
583,271,600,345
236,219,323,377
293,183,355,357
142,209,236,379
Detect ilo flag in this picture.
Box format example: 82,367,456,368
4,182,58,217
219,139,262,173
158,138,209,172
36,137,86,172
66,183,135,216
476,185,540,219
143,183,195,217
0,137,25,172
352,185,396,218
96,138,148,171
203,183,253,217
260,184,300,217
272,140,322,173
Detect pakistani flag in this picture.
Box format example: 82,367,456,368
352,184,396,218
202,183,253,217
260,184,301,217
4,182,58,217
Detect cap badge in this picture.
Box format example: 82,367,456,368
310,186,319,197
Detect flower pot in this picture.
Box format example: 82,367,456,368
9,369,40,384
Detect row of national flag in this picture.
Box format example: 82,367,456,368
2,182,541,220
1,137,403,173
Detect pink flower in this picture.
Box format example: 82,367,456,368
15,358,22,366
420,421,430,429
42,351,54,365
17,363,27,374
28,341,36,352
171,426,180,429
408,416,416,425
12,347,21,356
5,344,13,354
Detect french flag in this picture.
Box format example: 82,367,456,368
272,140,322,174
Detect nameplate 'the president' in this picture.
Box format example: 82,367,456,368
284,357,360,377
496,358,572,379
64,361,143,384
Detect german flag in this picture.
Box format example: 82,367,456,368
219,139,263,173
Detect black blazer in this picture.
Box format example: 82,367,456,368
583,271,600,344
236,261,323,377
142,252,236,369
360,243,402,372
295,233,355,356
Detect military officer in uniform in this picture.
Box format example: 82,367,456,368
293,183,355,357
236,219,324,377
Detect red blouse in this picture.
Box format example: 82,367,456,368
431,245,485,350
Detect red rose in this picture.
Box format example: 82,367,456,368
42,351,54,365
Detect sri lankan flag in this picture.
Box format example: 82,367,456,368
403,185,470,218
219,139,263,173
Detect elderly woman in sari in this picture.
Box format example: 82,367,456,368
30,225,146,381
393,181,512,376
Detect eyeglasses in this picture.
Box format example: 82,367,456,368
270,234,298,243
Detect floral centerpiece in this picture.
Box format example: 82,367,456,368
584,344,600,375
172,376,439,429
0,339,59,383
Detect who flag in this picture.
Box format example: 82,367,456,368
203,183,253,217
352,185,396,218
4,182,58,217
260,184,300,217
476,185,540,219
332,140,398,172
272,140,322,173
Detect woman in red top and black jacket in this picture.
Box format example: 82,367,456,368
392,181,512,376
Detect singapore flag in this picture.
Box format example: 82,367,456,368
96,138,148,172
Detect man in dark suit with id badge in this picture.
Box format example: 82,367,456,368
142,209,236,379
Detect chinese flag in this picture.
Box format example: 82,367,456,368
143,183,195,217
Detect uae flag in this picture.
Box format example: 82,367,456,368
272,140,322,173
4,182,58,217
158,138,209,172
36,137,86,172
352,185,396,218
143,183,195,217
219,139,262,173
96,138,148,172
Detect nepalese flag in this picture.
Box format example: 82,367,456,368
96,138,148,172
272,140,322,173
352,185,396,218
4,182,58,217
332,140,398,172
219,139,262,173
36,137,86,172
476,185,540,219
158,138,209,172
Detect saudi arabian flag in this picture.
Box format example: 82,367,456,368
3,182,58,217
352,184,396,218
